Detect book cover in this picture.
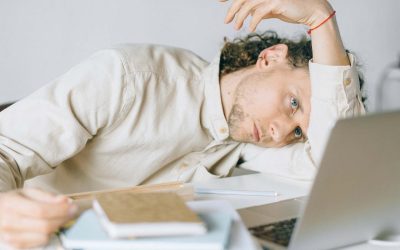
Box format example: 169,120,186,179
93,192,206,238
60,209,232,250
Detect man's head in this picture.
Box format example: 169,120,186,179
219,31,364,148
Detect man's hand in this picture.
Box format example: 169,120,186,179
221,0,349,66
220,0,333,32
0,188,78,249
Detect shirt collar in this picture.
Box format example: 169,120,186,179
201,52,230,142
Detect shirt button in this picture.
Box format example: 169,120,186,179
344,78,352,86
219,127,228,134
179,163,188,170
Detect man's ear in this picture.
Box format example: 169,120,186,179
256,44,288,69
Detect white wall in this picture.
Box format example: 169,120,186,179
1,0,400,110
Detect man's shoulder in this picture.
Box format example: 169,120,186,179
105,44,209,77
111,44,200,58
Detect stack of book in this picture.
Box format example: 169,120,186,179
61,191,233,250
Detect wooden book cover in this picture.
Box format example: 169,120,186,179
93,192,206,238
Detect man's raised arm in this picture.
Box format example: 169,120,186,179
221,0,366,177
221,0,348,65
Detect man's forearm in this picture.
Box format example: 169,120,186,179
310,4,350,66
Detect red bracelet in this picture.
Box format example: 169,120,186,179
307,10,336,35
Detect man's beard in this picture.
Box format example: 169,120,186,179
227,103,249,142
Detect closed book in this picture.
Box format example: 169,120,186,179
60,209,232,250
93,192,206,238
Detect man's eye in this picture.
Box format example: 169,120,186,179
294,126,302,138
290,97,299,110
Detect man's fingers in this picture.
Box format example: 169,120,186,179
0,190,76,249
0,213,69,235
249,5,274,31
233,0,264,30
224,0,246,24
22,188,67,203
5,193,76,219
0,231,50,249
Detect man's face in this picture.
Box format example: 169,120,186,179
228,59,311,148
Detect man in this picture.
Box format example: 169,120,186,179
0,0,365,248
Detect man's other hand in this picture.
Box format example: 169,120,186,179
220,0,333,32
0,188,78,249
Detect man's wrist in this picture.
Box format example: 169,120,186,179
310,16,350,66
308,10,336,35
308,3,335,28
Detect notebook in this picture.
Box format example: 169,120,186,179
60,209,232,250
93,192,205,238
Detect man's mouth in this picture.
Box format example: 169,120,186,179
253,123,260,142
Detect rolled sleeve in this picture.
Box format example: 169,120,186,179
308,53,366,164
309,54,358,102
0,49,133,191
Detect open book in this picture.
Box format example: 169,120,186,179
93,192,206,238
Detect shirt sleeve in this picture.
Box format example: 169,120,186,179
239,53,366,181
0,49,133,191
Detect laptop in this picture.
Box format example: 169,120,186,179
238,111,400,250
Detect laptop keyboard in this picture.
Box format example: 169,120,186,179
248,218,297,247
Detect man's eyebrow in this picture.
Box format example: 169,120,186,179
299,98,304,114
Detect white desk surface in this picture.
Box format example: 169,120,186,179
193,172,312,209
3,172,399,250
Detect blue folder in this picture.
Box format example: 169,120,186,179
61,209,232,250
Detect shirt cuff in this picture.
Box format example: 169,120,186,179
309,53,359,103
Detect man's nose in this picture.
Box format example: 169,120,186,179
268,117,294,142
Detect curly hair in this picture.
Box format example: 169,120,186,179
219,31,366,105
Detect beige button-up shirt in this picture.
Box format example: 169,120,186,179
0,45,365,193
